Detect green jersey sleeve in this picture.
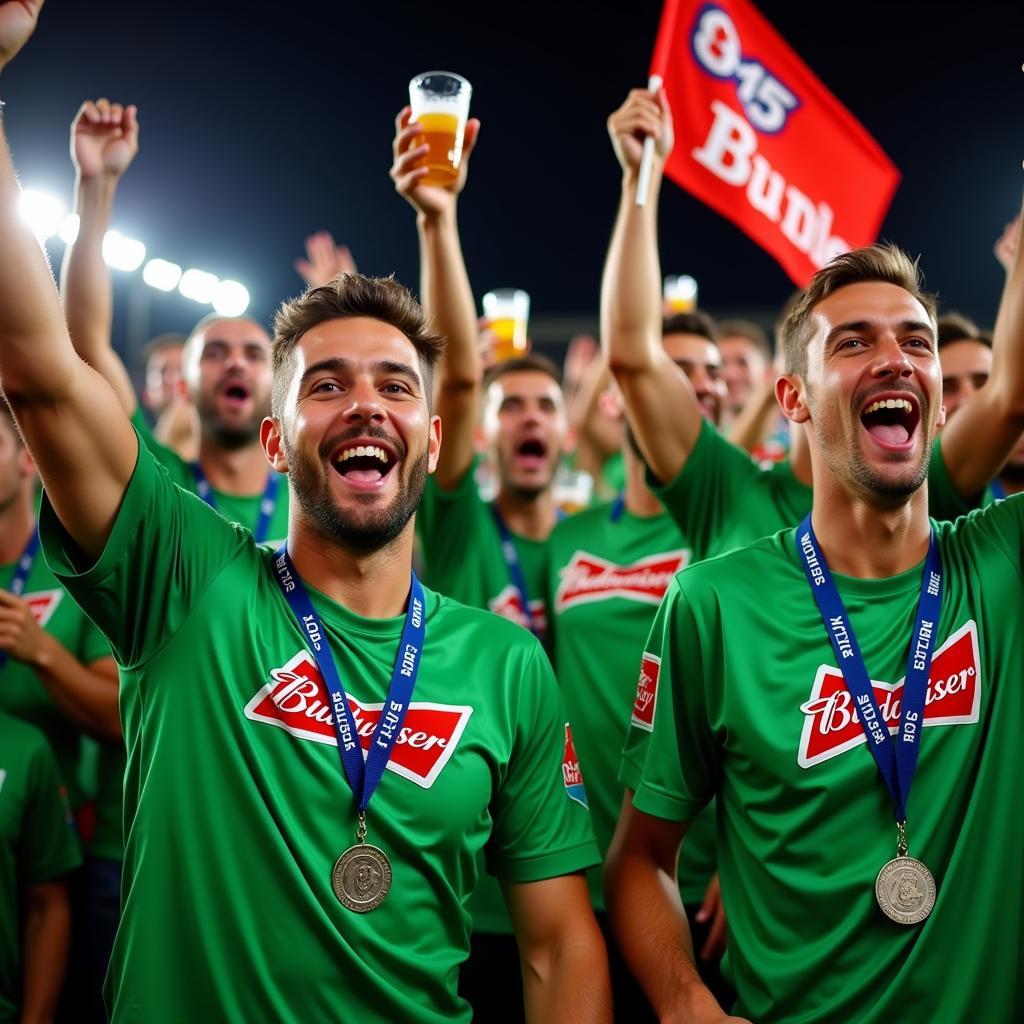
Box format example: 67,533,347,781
487,644,600,883
651,420,764,562
416,461,482,576
129,406,188,480
23,736,81,883
38,436,250,669
927,434,995,521
629,578,721,824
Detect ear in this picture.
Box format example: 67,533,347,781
261,416,289,473
18,445,36,479
935,402,947,432
597,386,624,422
776,373,810,425
561,421,577,457
472,421,486,455
427,414,442,474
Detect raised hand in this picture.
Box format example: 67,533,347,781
607,87,674,175
294,230,357,288
71,98,140,181
0,0,44,71
390,105,480,219
994,215,1021,275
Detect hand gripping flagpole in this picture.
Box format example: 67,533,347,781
634,74,663,207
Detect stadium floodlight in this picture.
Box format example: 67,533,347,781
18,189,66,241
212,279,250,317
143,258,183,292
59,214,81,245
179,268,220,304
102,230,146,272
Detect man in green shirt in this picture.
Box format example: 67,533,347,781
606,241,1024,1022
0,712,81,1023
60,95,290,546
0,16,610,1021
602,88,1024,558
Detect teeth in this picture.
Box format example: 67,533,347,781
337,445,389,464
864,398,913,415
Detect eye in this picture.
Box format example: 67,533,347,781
904,337,930,350
312,380,340,394
837,337,864,351
382,381,411,395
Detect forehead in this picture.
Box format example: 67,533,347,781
719,335,764,361
294,316,421,372
147,345,183,370
663,332,721,367
810,281,932,339
488,370,563,403
939,338,992,377
193,317,271,350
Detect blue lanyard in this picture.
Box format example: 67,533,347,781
489,505,540,635
609,494,626,523
0,530,40,670
990,479,1007,501
795,516,942,824
191,462,280,543
272,546,426,812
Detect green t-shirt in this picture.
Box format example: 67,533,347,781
546,499,714,907
0,713,81,1022
417,462,549,638
0,544,111,809
130,407,291,546
89,742,126,861
655,422,977,562
625,498,1024,1022
39,440,599,1024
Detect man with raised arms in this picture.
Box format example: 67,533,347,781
0,6,609,1022
60,96,289,544
606,243,1024,1022
602,88,1024,561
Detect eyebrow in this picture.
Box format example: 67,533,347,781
297,357,423,392
824,319,935,350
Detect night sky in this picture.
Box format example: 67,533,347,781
6,0,1024,362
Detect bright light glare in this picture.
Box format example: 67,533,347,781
19,190,67,240
212,279,250,317
102,230,146,272
59,214,81,245
143,258,183,292
179,268,220,304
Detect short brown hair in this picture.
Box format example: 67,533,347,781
142,332,187,367
483,353,562,391
716,318,772,360
271,273,445,416
937,312,991,351
662,310,718,345
779,244,937,376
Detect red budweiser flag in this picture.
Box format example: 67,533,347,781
650,0,900,285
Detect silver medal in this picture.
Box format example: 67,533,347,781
332,843,392,913
875,856,936,925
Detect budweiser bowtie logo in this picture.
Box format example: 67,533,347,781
631,653,661,732
562,723,588,808
798,620,981,769
25,590,62,628
489,585,547,636
244,651,473,788
555,549,689,612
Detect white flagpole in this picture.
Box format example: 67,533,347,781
634,74,664,207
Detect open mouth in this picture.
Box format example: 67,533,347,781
515,437,549,469
220,380,251,405
860,394,921,450
330,441,399,487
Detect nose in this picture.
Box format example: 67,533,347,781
871,335,913,379
343,377,386,423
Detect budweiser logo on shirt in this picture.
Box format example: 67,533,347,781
798,620,981,769
555,550,689,612
631,653,661,732
25,590,62,628
489,585,547,636
244,651,473,788
562,723,589,808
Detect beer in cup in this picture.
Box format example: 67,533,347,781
482,289,530,363
408,71,473,187
663,274,698,314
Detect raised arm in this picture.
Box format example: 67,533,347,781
601,88,703,483
391,106,481,489
605,794,748,1024
0,2,137,557
505,874,612,1023
939,204,1024,496
60,97,140,415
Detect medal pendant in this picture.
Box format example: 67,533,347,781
875,855,936,925
332,842,392,913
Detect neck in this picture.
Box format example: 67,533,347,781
494,486,558,540
622,446,664,518
810,473,931,579
286,516,415,618
198,433,271,495
789,426,814,486
0,485,36,564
